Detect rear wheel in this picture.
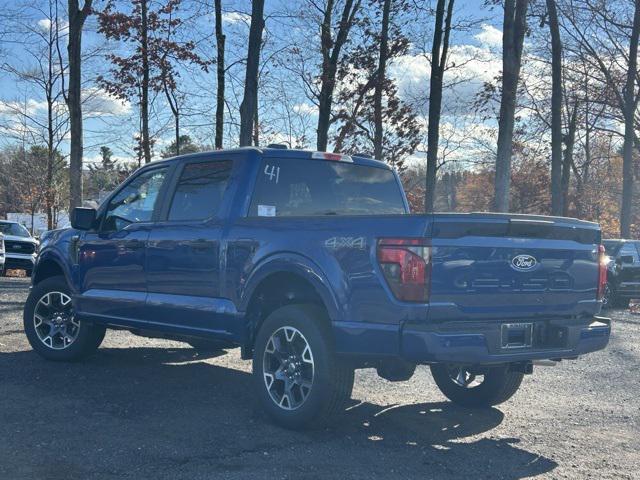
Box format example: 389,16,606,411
252,304,354,429
431,363,524,408
23,275,105,361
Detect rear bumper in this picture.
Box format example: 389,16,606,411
401,316,611,364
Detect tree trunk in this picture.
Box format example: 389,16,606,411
253,103,259,146
561,104,577,217
214,0,225,149
494,0,528,212
425,0,454,213
47,15,54,231
547,0,563,216
140,0,151,163
373,0,391,160
620,0,640,237
239,0,264,147
67,0,92,212
175,113,180,156
316,0,359,151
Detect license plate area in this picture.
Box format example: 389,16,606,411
501,323,533,349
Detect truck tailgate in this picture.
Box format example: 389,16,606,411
428,213,602,322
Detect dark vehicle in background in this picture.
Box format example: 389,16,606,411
0,232,4,276
0,221,38,277
23,147,611,429
602,239,640,308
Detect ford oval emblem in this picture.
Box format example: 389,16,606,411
511,254,537,271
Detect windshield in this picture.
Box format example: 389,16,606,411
0,222,31,238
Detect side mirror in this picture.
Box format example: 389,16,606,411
619,255,634,265
71,207,97,231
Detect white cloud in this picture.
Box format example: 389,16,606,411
390,43,501,114
221,12,250,24
292,103,316,115
36,18,69,33
82,88,131,116
474,24,502,48
37,19,52,31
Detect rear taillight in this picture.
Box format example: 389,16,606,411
597,244,608,301
377,238,431,302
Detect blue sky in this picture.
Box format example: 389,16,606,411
0,0,504,167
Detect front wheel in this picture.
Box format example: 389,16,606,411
23,275,106,361
252,304,354,429
431,363,524,408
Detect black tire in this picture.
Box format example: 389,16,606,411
431,363,524,408
23,275,106,361
252,304,354,429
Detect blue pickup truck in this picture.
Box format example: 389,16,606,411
23,147,611,428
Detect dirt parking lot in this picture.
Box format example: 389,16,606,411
0,277,638,480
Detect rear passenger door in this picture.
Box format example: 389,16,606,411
145,158,237,337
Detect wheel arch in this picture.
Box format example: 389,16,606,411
239,254,342,358
32,252,72,289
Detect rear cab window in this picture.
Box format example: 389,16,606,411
249,157,406,217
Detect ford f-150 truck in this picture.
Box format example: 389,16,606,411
23,147,611,428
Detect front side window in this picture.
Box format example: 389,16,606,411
168,160,233,221
249,158,406,217
102,167,168,231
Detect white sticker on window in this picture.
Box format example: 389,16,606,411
258,205,276,217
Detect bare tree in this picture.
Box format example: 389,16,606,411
372,0,391,160
316,0,361,151
561,0,640,236
621,1,640,236
67,0,92,211
214,0,225,149
425,0,455,213
239,0,265,146
1,1,70,229
494,0,528,212
546,0,563,215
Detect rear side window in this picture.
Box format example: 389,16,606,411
168,160,233,221
249,158,406,217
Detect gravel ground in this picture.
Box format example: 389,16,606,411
0,276,638,480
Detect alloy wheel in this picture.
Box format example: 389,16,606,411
447,365,484,388
263,326,314,410
33,291,80,350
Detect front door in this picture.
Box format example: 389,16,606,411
145,159,237,337
75,166,170,325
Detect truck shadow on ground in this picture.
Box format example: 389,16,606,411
0,346,557,479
